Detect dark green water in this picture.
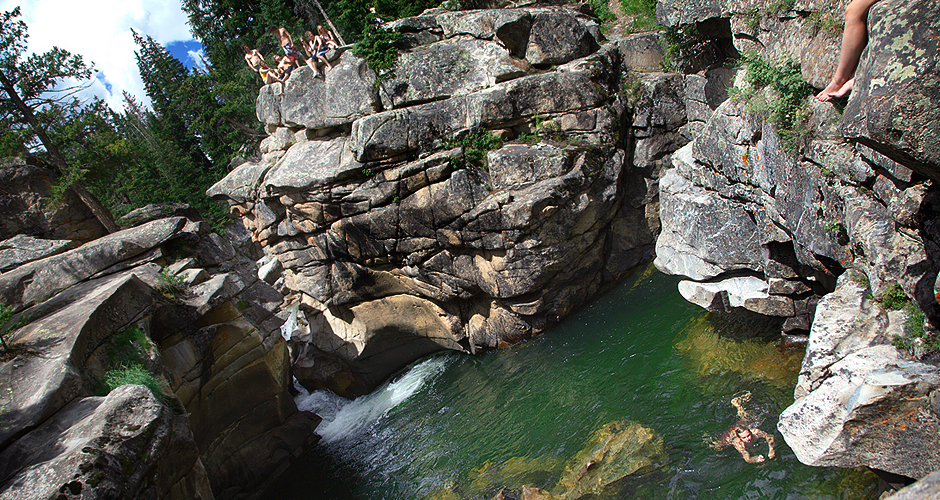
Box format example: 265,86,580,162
270,267,878,499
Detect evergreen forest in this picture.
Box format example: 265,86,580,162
0,0,438,229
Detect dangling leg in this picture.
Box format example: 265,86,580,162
816,0,883,102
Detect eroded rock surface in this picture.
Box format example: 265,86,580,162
0,216,316,499
212,5,669,398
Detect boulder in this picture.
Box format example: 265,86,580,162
436,9,532,58
0,234,75,273
279,54,382,130
840,0,940,181
0,385,212,500
0,273,154,450
525,10,600,66
778,276,940,479
0,158,108,244
381,36,526,109
118,203,202,228
0,217,187,309
887,469,940,499
551,420,664,500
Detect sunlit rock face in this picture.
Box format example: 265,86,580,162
211,5,686,398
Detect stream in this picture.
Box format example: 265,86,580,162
266,266,879,499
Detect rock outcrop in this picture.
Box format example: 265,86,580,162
654,0,940,483
0,157,109,244
0,217,317,499
210,5,670,398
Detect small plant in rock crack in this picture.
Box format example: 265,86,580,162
156,268,187,300
445,131,503,170
0,302,29,355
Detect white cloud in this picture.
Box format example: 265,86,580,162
0,0,194,111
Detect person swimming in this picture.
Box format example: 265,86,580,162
713,392,776,464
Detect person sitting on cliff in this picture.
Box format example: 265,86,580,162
268,26,305,68
815,0,884,102
272,54,294,81
242,45,281,85
315,26,338,69
714,392,776,463
300,32,322,77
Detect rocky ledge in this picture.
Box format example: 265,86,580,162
0,214,318,499
653,0,940,485
209,5,683,398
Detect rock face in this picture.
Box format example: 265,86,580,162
840,0,940,180
778,275,940,478
211,5,671,397
0,157,108,244
655,0,940,483
0,217,317,499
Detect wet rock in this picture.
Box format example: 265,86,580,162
551,420,664,500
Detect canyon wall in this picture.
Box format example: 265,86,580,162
210,5,676,398
653,0,940,482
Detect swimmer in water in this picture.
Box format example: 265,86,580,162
715,392,776,463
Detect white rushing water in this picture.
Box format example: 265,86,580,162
280,300,301,341
295,356,450,443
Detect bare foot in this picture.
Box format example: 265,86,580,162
816,78,854,102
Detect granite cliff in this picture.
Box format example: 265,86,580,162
652,0,940,486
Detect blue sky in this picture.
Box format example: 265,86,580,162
1,0,205,111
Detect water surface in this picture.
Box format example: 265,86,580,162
270,267,877,499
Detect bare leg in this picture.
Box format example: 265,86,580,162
305,57,320,77
731,391,751,421
816,0,883,102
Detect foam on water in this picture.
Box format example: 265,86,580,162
295,356,450,443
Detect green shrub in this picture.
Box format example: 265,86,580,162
729,51,812,155
156,268,187,300
98,363,166,400
95,325,167,400
445,131,503,170
353,26,402,74
877,283,909,310
660,24,713,73
620,0,658,31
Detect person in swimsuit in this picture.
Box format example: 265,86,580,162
273,54,295,81
715,391,776,463
815,0,885,102
314,25,337,72
243,44,281,85
268,26,305,68
300,30,326,77
720,421,776,463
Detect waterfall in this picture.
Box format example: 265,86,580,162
294,356,450,443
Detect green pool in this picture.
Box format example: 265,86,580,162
267,266,878,499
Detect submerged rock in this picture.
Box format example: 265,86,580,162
551,420,664,500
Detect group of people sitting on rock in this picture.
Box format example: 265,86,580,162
242,24,340,85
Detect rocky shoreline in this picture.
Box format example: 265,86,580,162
1,0,939,497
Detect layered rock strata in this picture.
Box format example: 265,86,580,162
211,6,674,397
655,0,940,483
0,216,317,499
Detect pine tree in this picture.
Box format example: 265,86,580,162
0,7,117,232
